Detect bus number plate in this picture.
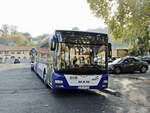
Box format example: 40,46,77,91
78,86,89,89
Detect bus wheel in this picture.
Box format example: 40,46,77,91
31,67,35,72
43,73,48,87
31,67,33,71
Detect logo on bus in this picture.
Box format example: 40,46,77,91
70,76,78,80
92,76,99,80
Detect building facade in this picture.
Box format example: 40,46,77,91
0,46,34,63
112,48,128,58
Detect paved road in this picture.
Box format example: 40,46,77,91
0,64,150,113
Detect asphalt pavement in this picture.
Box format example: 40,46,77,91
0,64,150,113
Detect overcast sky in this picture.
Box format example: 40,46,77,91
0,0,106,37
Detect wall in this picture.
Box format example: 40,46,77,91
0,50,31,64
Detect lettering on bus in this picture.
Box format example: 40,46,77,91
70,76,78,80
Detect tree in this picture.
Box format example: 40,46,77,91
11,34,29,46
1,24,9,37
19,32,32,41
87,0,150,55
0,38,9,45
28,42,37,46
10,25,17,35
87,27,108,33
35,34,49,40
0,24,32,46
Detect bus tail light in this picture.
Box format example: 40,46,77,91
103,80,108,83
55,85,64,88
102,85,107,87
55,80,63,83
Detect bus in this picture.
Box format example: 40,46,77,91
30,30,112,89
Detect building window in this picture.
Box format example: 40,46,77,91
17,51,21,54
23,57,27,59
0,57,3,62
5,51,9,55
0,51,3,54
11,56,15,59
11,51,15,54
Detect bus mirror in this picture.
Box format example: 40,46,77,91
51,39,56,51
108,43,112,58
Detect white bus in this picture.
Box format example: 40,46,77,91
30,30,111,89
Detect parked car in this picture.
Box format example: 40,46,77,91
14,59,20,64
141,56,150,64
108,56,149,74
108,57,117,63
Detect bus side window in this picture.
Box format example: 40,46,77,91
80,57,85,64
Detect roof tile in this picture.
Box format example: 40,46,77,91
0,46,35,51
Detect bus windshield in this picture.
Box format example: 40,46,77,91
54,42,106,75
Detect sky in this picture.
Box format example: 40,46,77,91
0,0,106,37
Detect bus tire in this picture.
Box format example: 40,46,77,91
43,71,48,87
31,66,35,72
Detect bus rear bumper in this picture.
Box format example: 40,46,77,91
49,82,108,90
50,86,108,90
49,72,108,90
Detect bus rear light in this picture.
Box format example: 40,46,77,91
103,80,108,83
55,85,64,88
55,80,63,83
102,85,107,87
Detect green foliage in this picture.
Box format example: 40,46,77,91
0,37,9,45
12,34,29,46
28,42,37,46
0,25,50,47
0,33,29,46
87,0,150,55
129,36,150,56
0,24,31,46
87,27,108,33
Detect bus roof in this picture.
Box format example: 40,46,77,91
55,30,107,36
55,30,108,45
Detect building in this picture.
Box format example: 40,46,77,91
112,48,128,58
0,46,34,63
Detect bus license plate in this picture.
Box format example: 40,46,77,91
78,86,89,89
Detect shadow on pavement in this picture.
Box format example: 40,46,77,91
50,89,106,98
47,89,114,113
